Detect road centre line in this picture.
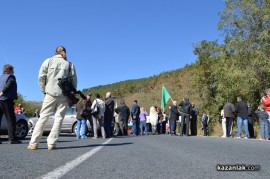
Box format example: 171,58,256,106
38,138,113,179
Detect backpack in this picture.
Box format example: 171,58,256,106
91,100,100,117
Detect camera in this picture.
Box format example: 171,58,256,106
58,76,79,106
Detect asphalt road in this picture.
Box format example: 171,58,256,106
0,134,269,179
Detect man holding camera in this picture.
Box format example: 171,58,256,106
28,46,77,150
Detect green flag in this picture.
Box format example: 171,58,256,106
161,85,171,110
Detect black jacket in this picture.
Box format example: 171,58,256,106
131,103,140,119
170,105,180,121
235,101,248,119
247,107,254,123
85,99,92,116
179,100,191,114
105,98,115,120
115,104,130,121
191,106,199,119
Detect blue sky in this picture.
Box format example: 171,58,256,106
0,0,225,101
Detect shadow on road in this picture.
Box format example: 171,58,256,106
35,142,134,150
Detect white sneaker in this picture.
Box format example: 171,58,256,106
221,135,226,138
237,137,241,139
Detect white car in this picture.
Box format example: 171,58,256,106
0,113,29,139
28,107,92,136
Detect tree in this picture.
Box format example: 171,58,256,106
219,0,270,101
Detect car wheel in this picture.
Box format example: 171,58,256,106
16,120,28,139
72,122,77,135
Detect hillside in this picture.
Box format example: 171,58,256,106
82,66,194,113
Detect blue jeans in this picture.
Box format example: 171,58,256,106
259,119,269,139
267,112,270,138
140,120,147,135
132,118,139,135
237,117,248,137
170,120,176,134
76,119,86,139
203,123,208,136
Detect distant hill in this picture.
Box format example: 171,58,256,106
82,64,198,113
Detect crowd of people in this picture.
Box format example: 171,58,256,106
1,46,270,150
80,93,270,141
74,95,204,138
221,92,270,141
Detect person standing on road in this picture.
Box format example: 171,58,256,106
28,46,77,150
131,100,140,136
179,98,192,136
156,107,163,134
223,99,235,138
190,102,199,136
260,88,270,139
104,92,115,138
220,108,226,138
167,105,172,134
149,106,158,135
235,96,249,139
170,101,180,136
0,64,22,144
201,111,209,136
91,93,106,139
85,93,93,136
139,107,148,135
114,100,130,136
75,94,87,139
255,104,269,140
247,103,255,138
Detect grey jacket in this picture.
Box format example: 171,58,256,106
91,99,106,117
38,54,77,97
223,102,235,118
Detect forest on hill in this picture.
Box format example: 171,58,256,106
81,0,270,135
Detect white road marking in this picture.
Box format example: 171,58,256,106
38,138,113,179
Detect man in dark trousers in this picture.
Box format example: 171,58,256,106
223,99,235,137
247,103,255,138
0,64,22,144
85,93,93,136
104,92,115,138
115,100,130,136
170,101,180,136
235,96,249,138
190,102,199,136
131,100,140,136
179,98,192,136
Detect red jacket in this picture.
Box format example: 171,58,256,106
261,96,270,112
